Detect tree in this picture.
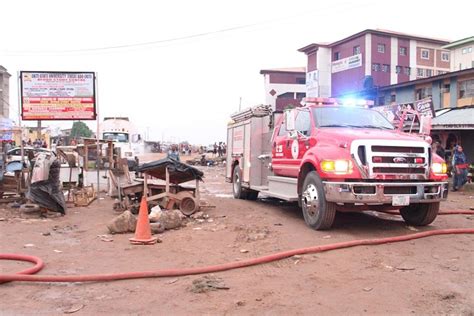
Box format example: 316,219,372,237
70,121,93,138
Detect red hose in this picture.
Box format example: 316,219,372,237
1,228,473,283
380,210,474,216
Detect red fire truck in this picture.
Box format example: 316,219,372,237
226,98,448,230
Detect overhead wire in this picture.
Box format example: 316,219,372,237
0,1,376,57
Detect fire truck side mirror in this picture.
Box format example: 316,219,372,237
285,109,296,132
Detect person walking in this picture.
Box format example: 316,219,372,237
452,145,468,192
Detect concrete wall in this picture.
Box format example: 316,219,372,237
264,74,306,110
395,86,415,104
331,36,366,96
0,66,10,118
316,47,332,97
450,43,474,71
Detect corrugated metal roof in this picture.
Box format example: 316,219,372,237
431,106,474,130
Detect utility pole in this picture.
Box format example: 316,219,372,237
37,120,41,139
239,97,242,111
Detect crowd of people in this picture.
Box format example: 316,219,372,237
23,138,48,149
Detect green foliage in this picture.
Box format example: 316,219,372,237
70,121,93,138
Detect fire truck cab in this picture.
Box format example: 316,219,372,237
226,98,449,230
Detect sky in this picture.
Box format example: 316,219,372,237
1,0,473,145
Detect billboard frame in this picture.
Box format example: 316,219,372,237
19,70,97,121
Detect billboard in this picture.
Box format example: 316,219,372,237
20,71,96,120
331,54,362,73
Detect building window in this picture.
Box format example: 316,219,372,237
377,44,386,53
442,84,450,93
459,79,474,98
417,68,425,77
426,69,433,77
296,78,306,84
421,49,430,59
469,47,473,53
372,63,381,71
400,46,407,56
395,66,402,74
437,70,447,75
296,92,306,99
416,87,432,100
441,52,450,62
382,64,390,72
404,67,411,75
334,52,340,60
390,94,396,102
353,45,361,55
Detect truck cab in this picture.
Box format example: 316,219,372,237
226,99,448,230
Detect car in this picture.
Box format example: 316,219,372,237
6,147,52,164
206,145,215,153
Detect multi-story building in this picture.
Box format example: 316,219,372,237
298,29,451,98
0,65,11,118
260,67,306,111
375,68,474,161
376,68,474,109
442,36,474,71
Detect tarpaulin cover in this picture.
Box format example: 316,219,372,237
137,157,204,184
27,159,66,214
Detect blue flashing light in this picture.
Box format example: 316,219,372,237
341,98,356,106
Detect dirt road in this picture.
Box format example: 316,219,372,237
1,165,473,315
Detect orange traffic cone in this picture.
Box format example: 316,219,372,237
129,196,158,245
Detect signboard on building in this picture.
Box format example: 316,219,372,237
331,54,362,73
20,71,96,121
374,98,435,124
306,70,319,97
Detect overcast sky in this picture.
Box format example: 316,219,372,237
1,0,472,144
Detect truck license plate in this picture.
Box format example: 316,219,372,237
392,195,410,206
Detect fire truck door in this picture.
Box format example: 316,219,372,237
272,109,312,177
271,116,290,177
284,109,311,177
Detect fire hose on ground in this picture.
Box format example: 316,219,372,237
1,226,473,284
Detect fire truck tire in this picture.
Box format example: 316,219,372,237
400,202,440,226
232,165,247,199
301,171,336,230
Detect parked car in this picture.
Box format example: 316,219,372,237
6,147,51,164
206,145,215,153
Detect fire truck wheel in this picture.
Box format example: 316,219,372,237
301,171,336,230
232,165,247,199
399,202,440,226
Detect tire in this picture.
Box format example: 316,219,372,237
300,171,336,230
400,202,439,226
232,165,247,199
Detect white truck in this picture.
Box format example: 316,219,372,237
99,117,144,159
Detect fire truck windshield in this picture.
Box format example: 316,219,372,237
313,107,394,130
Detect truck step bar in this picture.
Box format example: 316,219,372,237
253,176,299,202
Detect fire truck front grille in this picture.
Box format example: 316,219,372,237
352,140,430,180
371,146,424,153
373,167,426,174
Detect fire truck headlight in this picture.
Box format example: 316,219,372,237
432,162,447,174
321,160,352,174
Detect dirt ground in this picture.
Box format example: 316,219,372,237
1,163,473,315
